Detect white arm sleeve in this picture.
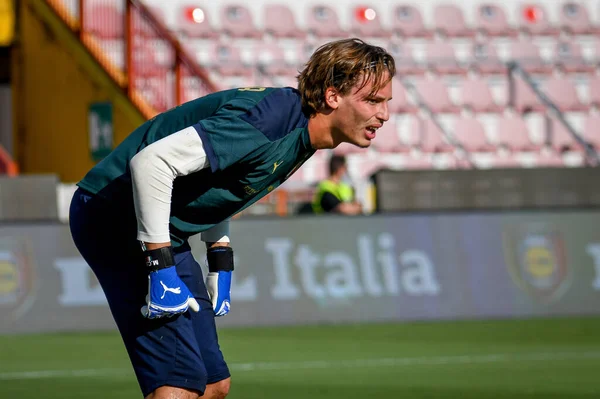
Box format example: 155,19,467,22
130,126,210,243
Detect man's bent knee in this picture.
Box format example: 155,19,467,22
202,377,231,399
145,386,200,399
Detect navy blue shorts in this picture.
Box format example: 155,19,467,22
69,188,230,396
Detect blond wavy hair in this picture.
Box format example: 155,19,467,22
297,38,396,116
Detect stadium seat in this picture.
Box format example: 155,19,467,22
509,40,552,74
582,114,600,149
559,2,599,35
554,40,595,73
220,5,261,38
460,77,503,113
470,40,506,75
414,78,460,113
481,153,522,168
306,5,347,38
400,155,435,170
253,42,298,77
416,118,455,153
518,3,560,36
542,77,587,112
424,41,464,75
333,142,368,155
371,121,410,153
391,5,431,38
433,4,473,37
526,152,566,167
452,116,496,152
548,117,585,152
496,114,539,151
84,3,123,39
387,41,424,76
511,77,544,113
475,4,517,37
588,76,600,107
388,78,417,113
350,5,391,38
207,43,253,77
264,5,306,39
178,5,219,39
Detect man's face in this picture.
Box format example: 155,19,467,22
330,71,393,148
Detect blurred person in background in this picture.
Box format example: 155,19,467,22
69,38,394,399
312,154,363,215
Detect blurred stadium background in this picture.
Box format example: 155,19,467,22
2,0,600,397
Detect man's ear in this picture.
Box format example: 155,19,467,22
325,87,340,110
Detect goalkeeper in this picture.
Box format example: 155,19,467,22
69,38,395,399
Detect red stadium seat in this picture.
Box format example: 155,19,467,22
264,5,306,39
509,41,552,74
434,4,474,37
414,78,460,113
542,77,587,112
388,78,417,114
588,76,600,107
424,42,465,75
207,43,253,77
511,77,544,113
554,40,594,73
475,4,517,37
371,121,411,153
391,5,431,38
350,5,391,38
559,2,599,35
387,41,425,76
548,117,585,152
496,114,539,151
306,5,347,38
400,155,435,170
333,142,368,155
460,77,503,113
220,5,261,38
416,118,455,153
253,42,297,77
583,115,600,149
470,41,506,75
452,116,496,152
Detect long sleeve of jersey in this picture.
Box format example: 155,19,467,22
130,126,210,243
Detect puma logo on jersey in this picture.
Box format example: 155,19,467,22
160,281,182,299
272,161,283,173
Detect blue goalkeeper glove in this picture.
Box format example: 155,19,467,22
140,246,199,319
205,246,234,317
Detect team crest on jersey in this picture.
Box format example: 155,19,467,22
0,237,37,321
503,224,570,304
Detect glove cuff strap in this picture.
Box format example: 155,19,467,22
207,246,234,272
144,247,175,272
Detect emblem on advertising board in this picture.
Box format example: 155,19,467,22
0,237,37,320
503,224,570,303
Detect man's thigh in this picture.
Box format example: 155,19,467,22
98,247,230,396
175,249,231,385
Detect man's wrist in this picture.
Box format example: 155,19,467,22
144,246,175,272
206,246,234,272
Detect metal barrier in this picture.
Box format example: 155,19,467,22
44,0,218,119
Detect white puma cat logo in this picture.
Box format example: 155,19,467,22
160,281,182,299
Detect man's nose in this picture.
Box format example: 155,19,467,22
378,103,390,122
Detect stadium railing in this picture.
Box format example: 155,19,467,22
507,61,600,167
43,0,218,119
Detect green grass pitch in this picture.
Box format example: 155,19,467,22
2,317,600,398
